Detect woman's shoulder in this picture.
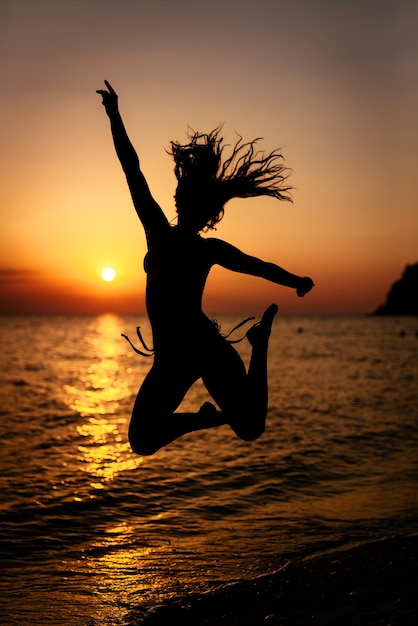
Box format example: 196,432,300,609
198,234,224,255
203,236,229,252
202,234,223,246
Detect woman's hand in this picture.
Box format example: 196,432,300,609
96,80,118,115
296,276,314,297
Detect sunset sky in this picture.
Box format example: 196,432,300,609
1,0,417,315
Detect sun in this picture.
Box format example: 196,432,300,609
101,267,116,282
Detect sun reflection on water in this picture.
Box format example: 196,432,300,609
63,314,143,485
71,522,165,620
64,315,131,416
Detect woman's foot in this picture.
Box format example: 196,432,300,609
246,304,278,347
198,401,218,416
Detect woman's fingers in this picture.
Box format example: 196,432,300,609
96,81,116,97
104,80,116,94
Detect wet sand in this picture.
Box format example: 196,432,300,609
142,534,418,625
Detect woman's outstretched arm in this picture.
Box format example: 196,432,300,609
96,81,169,246
208,238,314,297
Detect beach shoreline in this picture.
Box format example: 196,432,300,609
141,534,418,625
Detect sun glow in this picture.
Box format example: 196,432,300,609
101,268,116,282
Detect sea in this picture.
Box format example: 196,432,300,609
0,313,417,625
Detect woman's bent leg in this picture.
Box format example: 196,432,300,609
202,304,278,442
129,305,277,454
245,303,278,429
129,359,226,456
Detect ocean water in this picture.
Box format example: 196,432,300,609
0,313,417,625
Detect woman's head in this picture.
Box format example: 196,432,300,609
169,126,292,232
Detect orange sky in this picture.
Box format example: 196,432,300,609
1,0,417,315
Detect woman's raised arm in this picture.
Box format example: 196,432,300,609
208,238,314,297
96,81,169,246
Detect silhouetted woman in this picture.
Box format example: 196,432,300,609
97,81,314,455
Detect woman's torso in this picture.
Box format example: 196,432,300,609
144,227,215,349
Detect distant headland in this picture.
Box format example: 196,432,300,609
374,263,418,316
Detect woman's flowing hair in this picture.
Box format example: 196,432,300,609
169,126,292,230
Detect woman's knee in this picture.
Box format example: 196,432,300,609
128,415,162,456
228,409,266,442
234,422,265,442
129,433,159,456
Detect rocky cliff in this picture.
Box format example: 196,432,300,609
374,263,418,315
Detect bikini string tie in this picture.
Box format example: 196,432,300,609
121,326,155,357
223,316,255,343
122,316,256,356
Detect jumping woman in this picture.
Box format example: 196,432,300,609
97,81,314,455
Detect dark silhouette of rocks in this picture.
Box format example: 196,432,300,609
374,263,418,315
